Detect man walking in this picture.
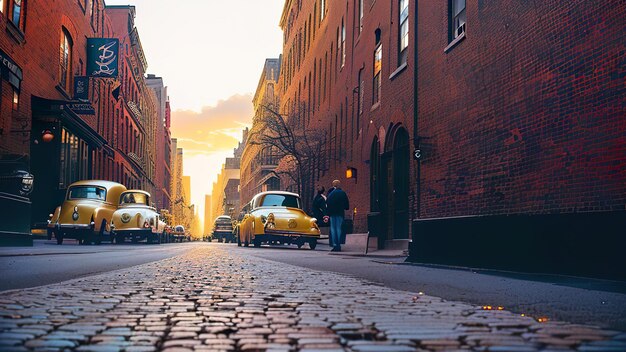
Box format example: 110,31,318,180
326,179,349,252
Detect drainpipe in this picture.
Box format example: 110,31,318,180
412,0,421,219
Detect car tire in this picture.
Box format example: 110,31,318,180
309,239,317,250
237,232,242,247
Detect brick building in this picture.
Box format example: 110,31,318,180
274,0,625,277
1,0,122,227
411,0,626,278
107,5,157,198
240,58,282,207
146,74,172,211
277,0,417,246
0,1,169,238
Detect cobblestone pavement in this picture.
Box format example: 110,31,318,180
0,246,625,351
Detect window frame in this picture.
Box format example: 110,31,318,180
59,28,74,93
398,0,409,65
373,41,382,105
449,0,466,42
8,0,26,32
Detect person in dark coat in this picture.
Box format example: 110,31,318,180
312,186,327,226
325,179,349,252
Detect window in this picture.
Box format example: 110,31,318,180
358,0,364,34
12,88,19,110
320,0,326,21
398,0,409,64
373,30,382,105
341,18,346,67
0,0,4,12
450,0,466,40
358,69,364,115
59,29,73,92
9,0,26,31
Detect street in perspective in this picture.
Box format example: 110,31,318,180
0,1,625,351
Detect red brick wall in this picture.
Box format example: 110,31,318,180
0,0,108,156
417,1,626,218
277,0,417,233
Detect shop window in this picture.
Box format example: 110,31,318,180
340,18,346,68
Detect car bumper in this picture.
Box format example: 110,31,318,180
263,229,320,238
47,223,94,239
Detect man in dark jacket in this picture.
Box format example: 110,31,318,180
325,179,349,252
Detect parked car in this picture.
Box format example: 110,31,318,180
47,180,127,245
172,225,186,242
110,190,166,244
212,215,235,242
238,191,321,249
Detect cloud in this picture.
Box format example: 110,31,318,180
171,94,253,154
170,94,253,228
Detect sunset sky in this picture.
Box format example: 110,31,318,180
106,0,284,221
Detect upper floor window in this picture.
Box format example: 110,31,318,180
358,0,364,34
59,29,74,92
9,0,26,31
320,0,326,21
398,0,409,64
450,0,466,41
0,0,4,13
373,29,382,105
340,18,346,67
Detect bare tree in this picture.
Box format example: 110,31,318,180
247,103,329,211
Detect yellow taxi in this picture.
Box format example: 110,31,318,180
110,190,166,244
47,180,127,245
238,191,321,249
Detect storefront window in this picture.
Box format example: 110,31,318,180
59,128,89,189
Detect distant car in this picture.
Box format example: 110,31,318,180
110,190,166,244
238,191,321,249
212,215,235,242
172,225,186,242
47,180,127,245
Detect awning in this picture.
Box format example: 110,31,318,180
31,96,106,149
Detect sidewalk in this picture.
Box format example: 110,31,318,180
318,237,408,259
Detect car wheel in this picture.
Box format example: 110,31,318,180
237,232,242,247
309,239,317,250
56,233,64,245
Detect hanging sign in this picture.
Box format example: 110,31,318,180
73,76,89,100
87,38,119,78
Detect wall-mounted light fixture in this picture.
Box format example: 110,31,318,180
346,167,357,180
41,129,55,143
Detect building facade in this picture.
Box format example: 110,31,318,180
410,0,626,278
277,0,416,240
0,1,166,233
211,129,246,223
146,74,172,212
240,58,282,206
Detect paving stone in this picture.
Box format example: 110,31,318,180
0,246,622,352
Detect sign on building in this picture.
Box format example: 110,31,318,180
87,38,119,78
73,76,89,100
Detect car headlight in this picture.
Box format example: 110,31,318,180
72,206,79,221
260,215,267,224
121,213,131,223
265,213,276,229
310,218,319,230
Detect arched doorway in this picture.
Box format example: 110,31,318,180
380,125,410,242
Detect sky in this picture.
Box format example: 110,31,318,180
105,0,284,223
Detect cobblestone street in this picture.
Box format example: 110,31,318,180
1,245,625,352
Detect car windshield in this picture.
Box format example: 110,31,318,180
260,194,301,208
67,186,107,201
120,192,149,205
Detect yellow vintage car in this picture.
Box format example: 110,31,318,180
110,190,166,244
238,191,320,249
47,180,127,245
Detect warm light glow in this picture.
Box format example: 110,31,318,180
537,317,549,323
41,130,55,143
346,167,357,179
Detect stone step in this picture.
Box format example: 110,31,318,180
384,239,410,251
